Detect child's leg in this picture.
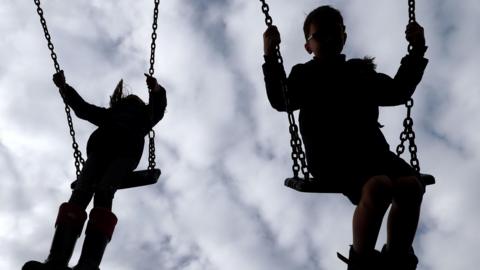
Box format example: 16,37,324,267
353,175,393,254
386,176,424,254
73,158,136,270
73,207,117,270
69,155,107,209
92,157,138,209
22,203,88,270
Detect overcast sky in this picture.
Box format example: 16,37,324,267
1,0,479,269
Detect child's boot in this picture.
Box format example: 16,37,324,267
23,202,87,270
72,208,118,270
337,245,383,270
381,244,419,270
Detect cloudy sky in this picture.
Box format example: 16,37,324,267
1,0,479,269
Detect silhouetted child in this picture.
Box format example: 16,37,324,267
23,71,166,270
262,6,428,270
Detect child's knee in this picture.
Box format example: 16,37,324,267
393,176,424,204
69,189,94,209
93,189,115,209
360,175,393,209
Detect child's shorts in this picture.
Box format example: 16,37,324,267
324,151,418,205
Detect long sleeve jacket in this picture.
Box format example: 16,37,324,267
60,84,167,160
262,54,428,176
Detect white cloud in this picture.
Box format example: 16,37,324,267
1,0,479,269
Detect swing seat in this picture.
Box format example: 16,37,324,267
70,168,161,190
285,173,435,193
285,177,343,193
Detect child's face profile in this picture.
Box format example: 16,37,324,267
305,21,346,59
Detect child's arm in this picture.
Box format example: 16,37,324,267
53,71,107,126
372,22,428,106
262,26,301,112
145,74,167,127
372,56,428,106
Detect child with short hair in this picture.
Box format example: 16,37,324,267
262,5,428,270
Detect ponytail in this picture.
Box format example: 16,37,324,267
110,79,124,107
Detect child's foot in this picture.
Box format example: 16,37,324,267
337,245,383,270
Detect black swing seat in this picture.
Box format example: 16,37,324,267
70,168,161,190
285,173,435,193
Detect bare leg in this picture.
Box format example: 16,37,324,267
352,175,393,254
386,176,424,254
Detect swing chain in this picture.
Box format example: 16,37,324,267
148,130,156,170
149,0,160,78
34,0,60,73
259,0,310,180
288,114,310,178
396,0,420,173
34,0,84,177
408,0,416,22
396,99,420,172
407,0,416,53
260,0,273,26
147,0,160,171
65,105,85,177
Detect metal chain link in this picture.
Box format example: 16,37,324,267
407,0,416,53
34,0,60,73
33,0,84,177
148,130,156,170
259,0,310,180
147,0,160,170
396,0,420,173
148,0,160,77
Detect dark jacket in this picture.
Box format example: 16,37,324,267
262,54,428,177
61,84,167,162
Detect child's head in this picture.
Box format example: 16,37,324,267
303,6,347,59
110,79,146,108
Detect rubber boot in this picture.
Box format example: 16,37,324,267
23,202,87,270
381,244,419,270
72,208,118,270
337,245,383,270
